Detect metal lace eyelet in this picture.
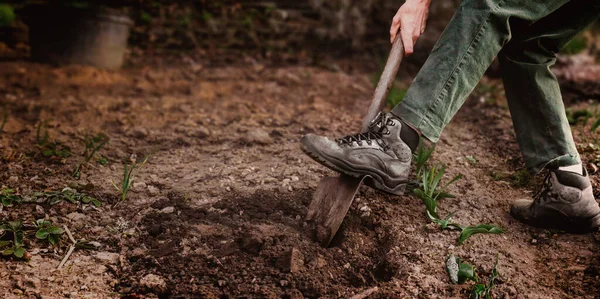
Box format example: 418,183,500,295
367,140,372,145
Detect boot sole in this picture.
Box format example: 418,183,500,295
511,209,600,233
300,138,407,195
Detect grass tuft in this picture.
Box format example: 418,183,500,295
113,155,149,201
73,133,109,179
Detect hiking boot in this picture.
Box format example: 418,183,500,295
510,167,600,233
300,112,412,195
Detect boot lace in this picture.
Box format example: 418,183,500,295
336,112,395,149
533,170,554,205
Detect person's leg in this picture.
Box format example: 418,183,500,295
301,0,570,195
500,1,600,232
392,0,571,142
498,0,600,173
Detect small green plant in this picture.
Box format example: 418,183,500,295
428,211,504,245
565,108,600,135
113,156,149,201
34,219,63,245
466,155,477,164
458,224,504,245
200,10,213,22
592,118,600,133
412,138,503,245
179,13,192,26
510,168,532,188
98,156,109,166
566,109,593,125
36,120,50,146
140,10,152,24
33,188,102,207
0,221,26,258
0,4,15,27
429,211,462,230
73,133,109,179
0,189,21,206
413,164,462,218
446,254,477,284
446,254,500,299
36,120,71,158
413,138,436,178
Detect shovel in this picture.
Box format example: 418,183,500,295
305,35,405,247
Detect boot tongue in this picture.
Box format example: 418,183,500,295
367,112,389,134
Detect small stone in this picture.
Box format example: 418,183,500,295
280,280,289,287
588,163,598,174
87,241,102,249
291,176,299,182
140,274,167,294
244,128,272,145
160,206,175,214
133,181,147,190
531,239,538,244
312,256,327,269
94,252,120,264
127,127,149,139
404,227,415,233
7,176,18,183
131,248,147,257
66,212,90,229
148,185,159,196
186,126,210,138
35,205,45,217
23,251,32,260
218,280,227,287
23,276,41,289
289,247,304,272
278,247,304,272
359,205,372,217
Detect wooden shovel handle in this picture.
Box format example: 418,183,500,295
361,34,405,131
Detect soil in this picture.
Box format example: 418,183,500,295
1,53,600,298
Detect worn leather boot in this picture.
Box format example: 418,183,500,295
511,167,600,233
300,112,412,195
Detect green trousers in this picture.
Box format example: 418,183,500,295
392,0,600,173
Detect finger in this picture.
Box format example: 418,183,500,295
401,27,414,56
390,16,401,44
413,28,421,43
390,24,400,44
